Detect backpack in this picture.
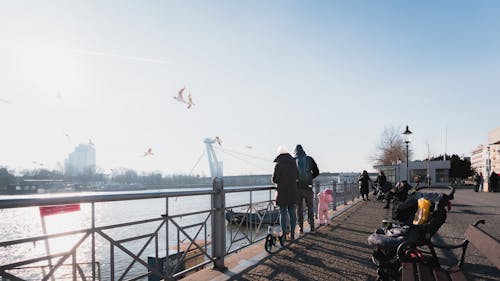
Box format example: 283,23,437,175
296,156,312,184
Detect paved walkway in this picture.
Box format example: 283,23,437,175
185,187,500,281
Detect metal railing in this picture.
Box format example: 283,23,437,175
0,180,359,281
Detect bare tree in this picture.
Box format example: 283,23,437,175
371,125,411,165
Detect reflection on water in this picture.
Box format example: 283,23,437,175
0,188,273,280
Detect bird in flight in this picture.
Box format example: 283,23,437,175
143,148,154,157
32,161,44,167
214,136,222,146
0,98,9,103
187,92,195,109
174,87,186,103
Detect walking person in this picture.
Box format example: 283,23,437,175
373,171,387,196
358,170,372,201
474,172,483,192
294,144,319,234
490,171,498,192
272,146,299,240
375,171,387,191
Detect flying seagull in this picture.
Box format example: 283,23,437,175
174,87,186,103
187,92,195,109
214,136,222,146
143,148,154,157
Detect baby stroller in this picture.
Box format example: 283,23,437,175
264,224,285,253
367,186,455,281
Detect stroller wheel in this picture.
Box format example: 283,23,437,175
279,235,285,247
264,234,274,253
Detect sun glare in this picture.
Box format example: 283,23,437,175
18,44,81,95
43,211,85,254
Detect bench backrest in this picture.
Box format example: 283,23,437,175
465,225,500,269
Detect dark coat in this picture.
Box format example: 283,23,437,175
376,174,387,189
272,153,299,206
358,174,371,194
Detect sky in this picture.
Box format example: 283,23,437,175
0,0,499,176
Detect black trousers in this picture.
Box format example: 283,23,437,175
297,187,314,229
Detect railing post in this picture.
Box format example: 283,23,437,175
314,181,320,219
332,181,337,211
351,182,355,202
211,177,227,271
343,181,347,206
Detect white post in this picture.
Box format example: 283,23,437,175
40,216,56,281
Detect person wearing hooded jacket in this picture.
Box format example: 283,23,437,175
272,146,299,240
358,170,372,201
294,144,319,233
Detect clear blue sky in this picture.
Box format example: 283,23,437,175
1,1,499,176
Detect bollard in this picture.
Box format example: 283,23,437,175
211,177,227,272
332,181,337,211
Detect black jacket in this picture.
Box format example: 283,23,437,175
376,174,387,189
272,153,299,206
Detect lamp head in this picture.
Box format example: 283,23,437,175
403,125,412,143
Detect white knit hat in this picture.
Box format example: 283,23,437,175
277,145,289,155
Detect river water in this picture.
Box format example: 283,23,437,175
0,187,275,280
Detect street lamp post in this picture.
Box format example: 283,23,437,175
486,145,491,192
403,125,413,182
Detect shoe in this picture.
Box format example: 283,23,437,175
299,228,304,234
362,198,366,201
383,205,389,209
310,226,315,232
366,198,370,201
290,233,295,240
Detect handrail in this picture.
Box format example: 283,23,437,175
0,188,217,209
0,181,357,280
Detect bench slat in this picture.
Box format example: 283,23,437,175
466,225,500,269
448,266,467,281
401,262,416,281
417,263,435,280
433,267,451,281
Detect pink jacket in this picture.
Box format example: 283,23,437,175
318,189,333,211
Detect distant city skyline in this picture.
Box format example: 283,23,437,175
1,1,499,176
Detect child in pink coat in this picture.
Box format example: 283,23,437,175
318,189,333,225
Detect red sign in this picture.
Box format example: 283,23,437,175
39,204,81,217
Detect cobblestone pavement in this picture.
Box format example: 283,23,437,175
224,187,500,281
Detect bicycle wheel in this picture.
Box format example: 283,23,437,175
264,234,274,253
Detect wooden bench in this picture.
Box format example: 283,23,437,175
399,220,500,281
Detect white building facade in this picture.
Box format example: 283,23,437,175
471,145,485,174
470,127,500,192
374,160,451,187
64,144,96,176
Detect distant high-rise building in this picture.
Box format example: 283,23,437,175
64,144,96,176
